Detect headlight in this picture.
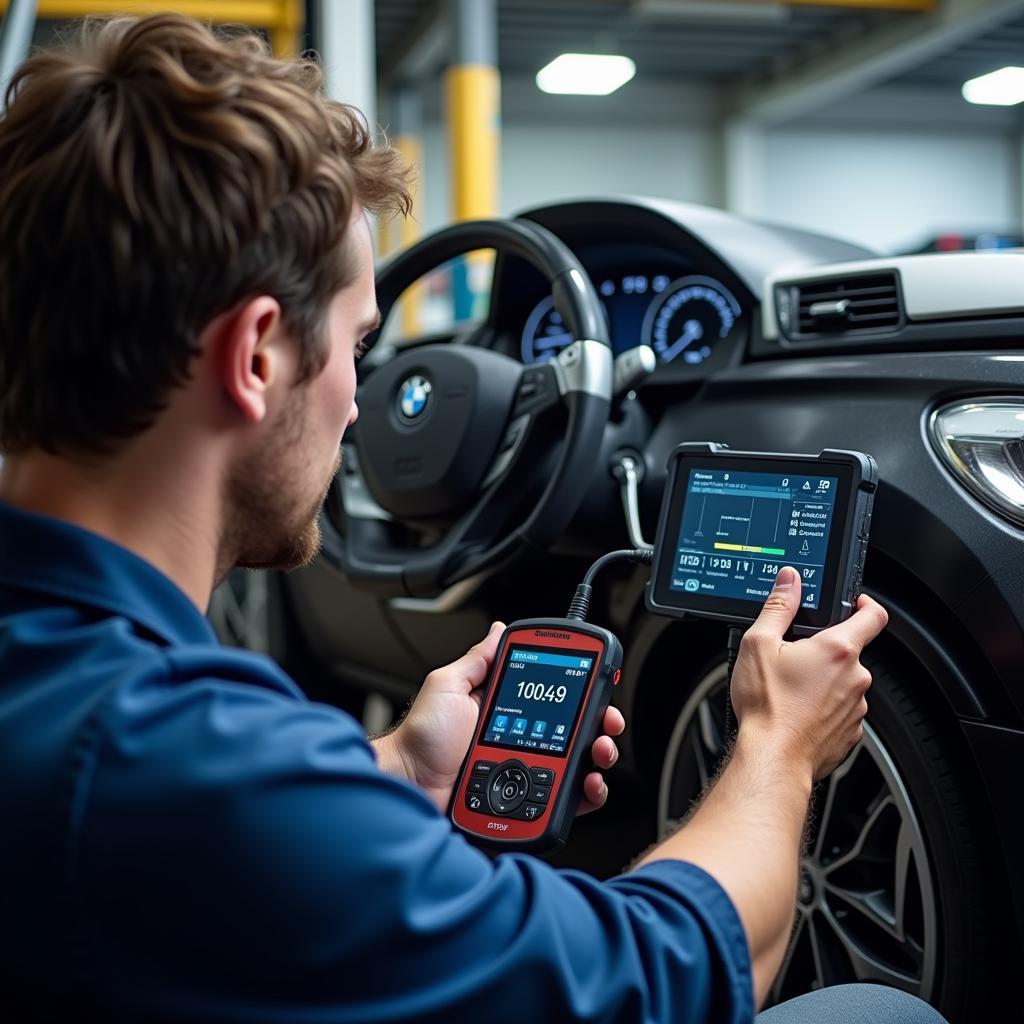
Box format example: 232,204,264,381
929,398,1024,529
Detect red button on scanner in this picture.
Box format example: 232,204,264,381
612,669,621,686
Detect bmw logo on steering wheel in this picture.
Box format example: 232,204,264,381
397,374,433,423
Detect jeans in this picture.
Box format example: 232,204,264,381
757,985,949,1024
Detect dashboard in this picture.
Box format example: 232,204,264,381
489,232,752,384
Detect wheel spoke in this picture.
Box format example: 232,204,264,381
807,916,827,990
697,699,721,757
823,794,895,875
687,695,726,791
825,883,902,944
812,743,861,861
818,903,920,993
892,819,914,941
690,729,709,789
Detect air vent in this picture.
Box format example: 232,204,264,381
778,272,902,340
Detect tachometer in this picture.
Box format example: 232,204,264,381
521,296,575,363
641,276,741,365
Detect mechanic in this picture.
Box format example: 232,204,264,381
0,14,948,1024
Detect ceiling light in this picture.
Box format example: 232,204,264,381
535,54,636,96
962,67,1024,106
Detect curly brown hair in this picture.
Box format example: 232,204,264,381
0,14,411,456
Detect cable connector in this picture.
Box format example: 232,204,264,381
566,584,592,621
565,547,654,622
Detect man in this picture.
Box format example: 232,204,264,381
0,14,946,1023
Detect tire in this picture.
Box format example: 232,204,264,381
656,654,996,1022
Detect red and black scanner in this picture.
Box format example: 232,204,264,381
449,618,623,854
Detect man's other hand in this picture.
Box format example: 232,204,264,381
374,622,625,813
731,567,889,781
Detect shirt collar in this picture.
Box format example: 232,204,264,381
0,501,217,647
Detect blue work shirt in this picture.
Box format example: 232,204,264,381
0,501,753,1023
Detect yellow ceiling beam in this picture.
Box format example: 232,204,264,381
0,0,304,54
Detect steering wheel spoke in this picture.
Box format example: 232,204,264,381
479,363,563,490
337,444,391,522
480,414,532,490
512,362,561,419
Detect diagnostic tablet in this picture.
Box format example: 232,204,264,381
647,443,877,635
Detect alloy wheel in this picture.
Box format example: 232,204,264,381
656,663,938,1003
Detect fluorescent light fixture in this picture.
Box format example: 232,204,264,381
536,53,636,96
962,66,1024,106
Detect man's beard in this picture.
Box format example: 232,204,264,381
222,394,342,574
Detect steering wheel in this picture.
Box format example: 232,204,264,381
329,219,611,598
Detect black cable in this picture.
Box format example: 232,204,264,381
565,548,654,622
724,625,746,745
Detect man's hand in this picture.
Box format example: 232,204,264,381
373,622,626,813
730,566,889,781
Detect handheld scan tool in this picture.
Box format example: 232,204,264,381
449,617,624,853
647,443,877,636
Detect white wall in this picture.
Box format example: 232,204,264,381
501,123,716,218
761,127,1018,254
418,119,717,233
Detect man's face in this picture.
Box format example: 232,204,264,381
226,214,378,572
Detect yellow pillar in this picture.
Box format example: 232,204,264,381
270,0,302,57
445,63,499,222
394,131,423,336
446,0,499,323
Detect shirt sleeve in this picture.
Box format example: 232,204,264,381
73,658,754,1024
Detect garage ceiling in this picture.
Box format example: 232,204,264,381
891,11,1024,87
374,0,1024,107
377,1,913,85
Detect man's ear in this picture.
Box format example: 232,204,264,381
215,297,285,424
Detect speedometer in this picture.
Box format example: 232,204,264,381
641,276,741,365
521,296,574,364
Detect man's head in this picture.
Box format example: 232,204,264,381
0,14,409,571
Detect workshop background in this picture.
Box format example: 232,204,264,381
4,0,1023,257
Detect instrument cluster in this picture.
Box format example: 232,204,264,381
521,270,745,376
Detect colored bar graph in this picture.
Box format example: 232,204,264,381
714,543,786,555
